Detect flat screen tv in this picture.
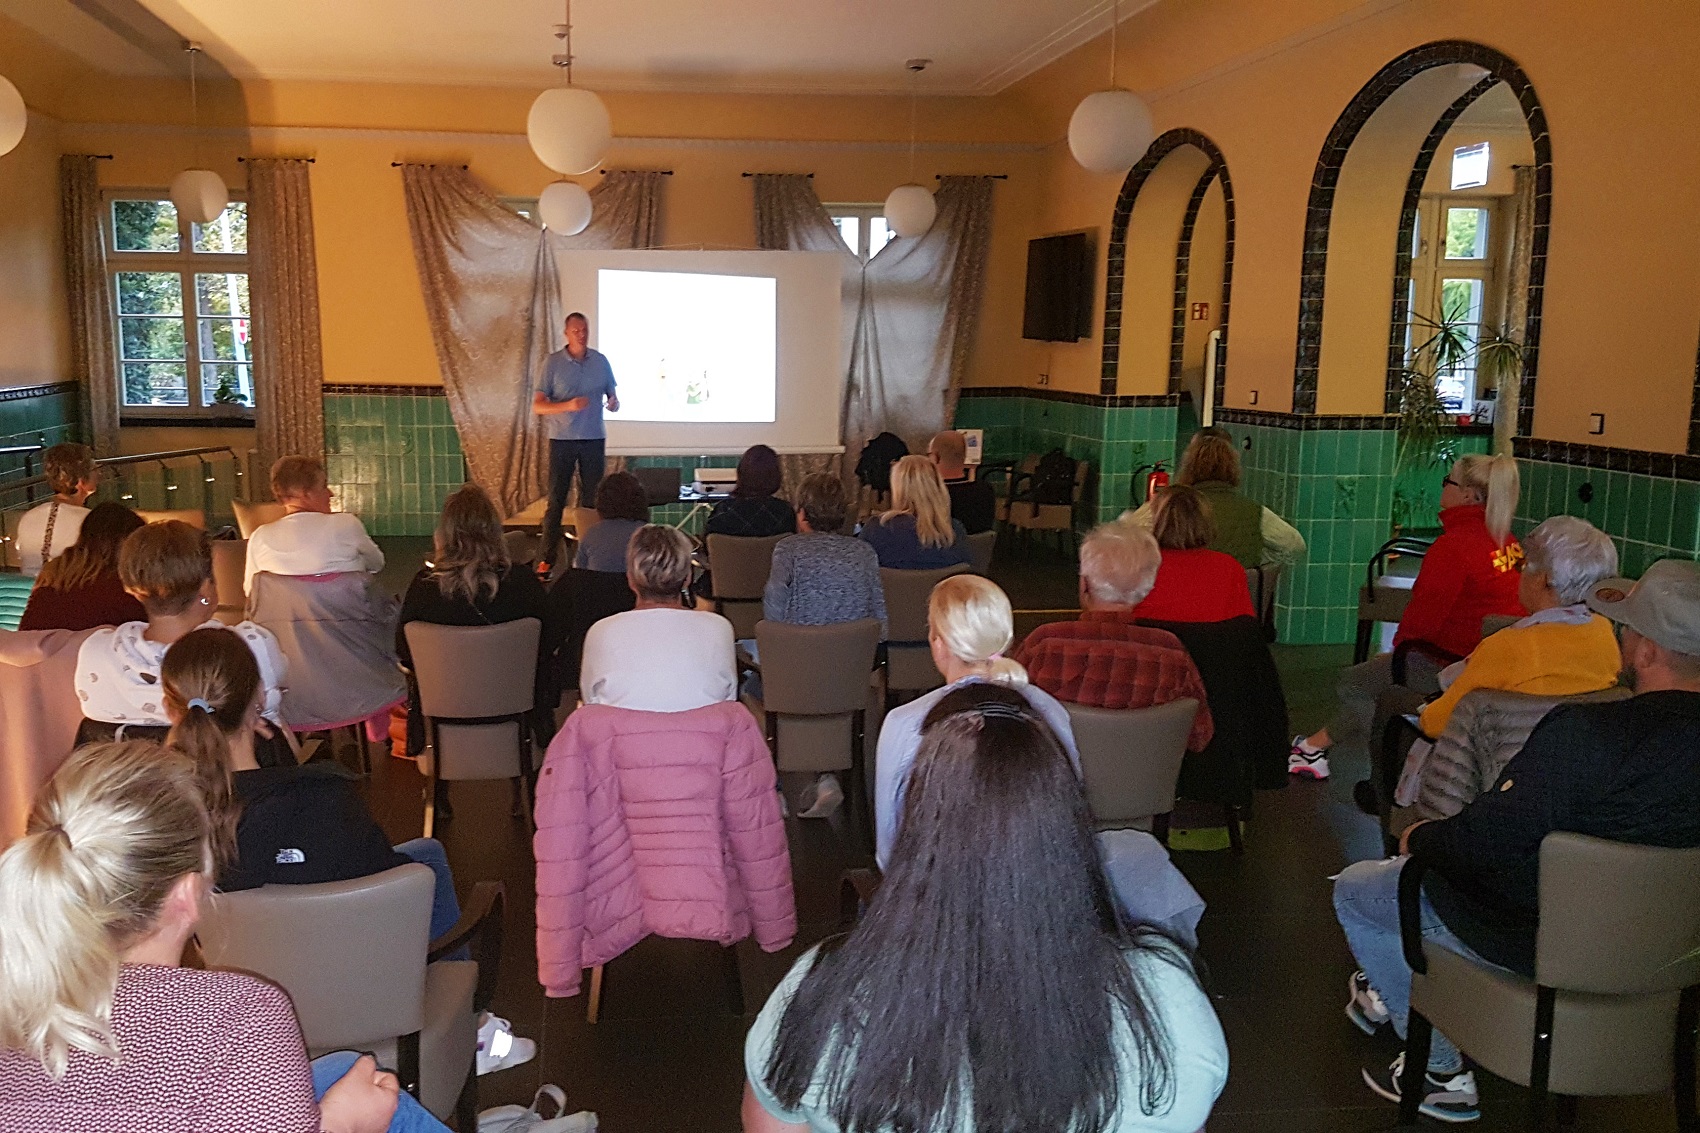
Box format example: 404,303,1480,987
1022,232,1091,342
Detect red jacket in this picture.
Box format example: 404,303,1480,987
1394,504,1526,659
1132,547,1256,624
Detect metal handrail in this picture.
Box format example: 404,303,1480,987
0,445,241,499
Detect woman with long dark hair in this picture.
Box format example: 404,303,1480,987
743,683,1228,1133
706,444,796,538
18,502,146,631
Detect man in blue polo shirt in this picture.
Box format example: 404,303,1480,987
533,310,619,572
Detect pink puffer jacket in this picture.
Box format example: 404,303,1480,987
533,701,796,997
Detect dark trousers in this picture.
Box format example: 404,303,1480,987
541,437,605,565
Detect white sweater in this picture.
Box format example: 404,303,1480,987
244,511,384,594
579,607,736,713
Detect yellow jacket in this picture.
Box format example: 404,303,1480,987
1419,613,1622,738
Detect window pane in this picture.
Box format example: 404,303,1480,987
123,362,189,406
120,316,186,361
832,216,860,255
1444,207,1488,259
196,272,250,317
113,200,180,252
1450,143,1490,190
198,317,253,362
1435,277,1484,411
192,202,247,254
117,272,183,316
202,363,252,408
869,216,895,257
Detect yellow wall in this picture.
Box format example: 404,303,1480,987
0,109,68,389
1180,178,1227,407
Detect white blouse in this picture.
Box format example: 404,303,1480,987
75,620,289,726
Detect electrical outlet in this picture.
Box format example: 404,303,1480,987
1588,413,1605,435
1249,390,1259,405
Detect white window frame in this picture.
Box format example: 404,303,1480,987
824,202,896,262
1409,194,1505,415
104,189,255,421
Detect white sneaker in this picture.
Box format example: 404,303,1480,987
479,1085,597,1132
475,1012,537,1076
1288,737,1331,780
1363,1052,1480,1122
797,773,844,819
1346,969,1390,1034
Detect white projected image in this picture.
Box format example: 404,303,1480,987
596,269,778,423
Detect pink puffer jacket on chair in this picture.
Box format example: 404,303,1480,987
533,701,796,998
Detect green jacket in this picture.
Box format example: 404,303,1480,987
1194,480,1265,569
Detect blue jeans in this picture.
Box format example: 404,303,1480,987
1333,856,1492,1073
541,438,605,565
311,1050,450,1132
393,838,463,957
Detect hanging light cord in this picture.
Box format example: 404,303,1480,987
1109,0,1120,89
907,79,917,183
187,43,201,166
556,0,575,87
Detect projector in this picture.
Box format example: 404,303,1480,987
694,467,738,493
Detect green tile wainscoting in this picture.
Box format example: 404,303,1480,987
324,388,468,537
0,382,83,489
1513,439,1700,581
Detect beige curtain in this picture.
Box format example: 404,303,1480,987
401,167,665,515
754,174,995,465
248,159,328,485
1496,165,1536,455
60,156,118,454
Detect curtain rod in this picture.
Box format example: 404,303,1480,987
602,169,673,175
936,173,1007,180
88,154,114,160
391,162,469,169
742,172,813,178
236,157,316,163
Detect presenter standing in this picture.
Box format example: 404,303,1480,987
533,311,619,574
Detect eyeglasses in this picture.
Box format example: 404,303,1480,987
1441,476,1461,489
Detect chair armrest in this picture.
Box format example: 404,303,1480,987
838,867,883,928
429,880,505,1014
1397,855,1431,975
1391,640,1463,686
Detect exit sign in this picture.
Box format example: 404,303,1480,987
1190,302,1211,321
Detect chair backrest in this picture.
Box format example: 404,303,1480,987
406,618,540,720
965,530,996,574
248,571,407,729
232,499,287,538
136,508,206,529
1066,698,1198,829
756,618,881,716
210,538,247,618
707,534,786,601
881,564,971,645
503,530,539,565
198,864,433,1050
1536,832,1700,995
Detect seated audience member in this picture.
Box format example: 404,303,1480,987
398,484,552,755
1332,557,1700,1124
763,473,888,637
574,470,650,572
706,444,797,538
744,682,1228,1133
77,521,288,736
1123,429,1305,569
15,442,98,577
858,455,972,570
18,502,146,631
244,455,385,595
1012,522,1213,753
1131,486,1256,624
928,429,995,535
0,741,449,1132
580,524,736,712
1291,453,1524,780
1415,515,1620,740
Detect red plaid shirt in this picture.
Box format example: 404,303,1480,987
1013,611,1215,751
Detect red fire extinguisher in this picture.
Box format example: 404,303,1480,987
1137,462,1170,503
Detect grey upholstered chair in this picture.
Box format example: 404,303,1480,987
1065,698,1199,845
405,618,542,838
209,538,247,626
965,530,996,574
1398,833,1700,1130
880,564,971,706
706,533,786,640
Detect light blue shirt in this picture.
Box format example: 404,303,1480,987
874,676,1079,871
537,346,617,441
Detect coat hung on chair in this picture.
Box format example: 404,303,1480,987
532,701,796,998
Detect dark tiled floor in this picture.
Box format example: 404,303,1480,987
354,538,1685,1132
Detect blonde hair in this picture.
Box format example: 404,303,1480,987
432,484,509,603
162,628,261,870
884,455,956,549
269,456,326,501
928,574,1028,686
119,521,212,617
0,742,210,1078
626,524,693,602
1150,484,1215,551
1079,522,1161,606
1453,453,1520,544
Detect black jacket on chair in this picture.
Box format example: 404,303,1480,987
544,568,638,693
1138,615,1291,805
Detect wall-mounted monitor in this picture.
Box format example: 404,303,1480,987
1022,232,1093,342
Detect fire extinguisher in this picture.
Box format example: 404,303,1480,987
1135,462,1170,504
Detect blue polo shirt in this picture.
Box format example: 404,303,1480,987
537,346,617,441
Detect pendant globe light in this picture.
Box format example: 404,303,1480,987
0,75,26,157
538,180,593,235
1067,0,1154,174
169,44,228,225
527,0,611,176
883,59,936,239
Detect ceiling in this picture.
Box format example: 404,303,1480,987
16,0,1154,96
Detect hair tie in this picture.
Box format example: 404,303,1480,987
187,697,212,714
973,701,1028,721
45,824,72,849
989,652,1005,662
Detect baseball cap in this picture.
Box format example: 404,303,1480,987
1586,559,1700,657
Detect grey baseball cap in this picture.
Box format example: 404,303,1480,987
1586,559,1700,657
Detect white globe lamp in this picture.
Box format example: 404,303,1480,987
538,180,593,235
1068,89,1155,174
884,183,936,239
0,75,26,157
528,87,611,176
169,169,229,225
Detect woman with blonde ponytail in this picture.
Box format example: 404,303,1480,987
1290,452,1526,783
860,455,972,569
0,741,446,1132
872,575,1078,869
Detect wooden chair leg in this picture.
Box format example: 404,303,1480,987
453,1066,478,1132
1530,986,1557,1132
586,964,604,1024
354,722,371,776
423,722,438,840
1225,805,1245,855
